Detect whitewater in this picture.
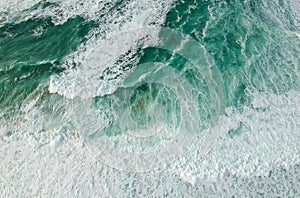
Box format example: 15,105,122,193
0,0,299,197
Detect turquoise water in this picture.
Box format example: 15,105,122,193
1,0,300,196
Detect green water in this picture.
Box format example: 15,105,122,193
165,0,299,105
0,0,300,196
0,15,97,115
0,0,299,119
1,0,300,164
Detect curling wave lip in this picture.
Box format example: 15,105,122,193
69,26,226,172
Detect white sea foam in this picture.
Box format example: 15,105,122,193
1,89,299,196
49,27,161,99
1,0,300,196
46,0,174,99
0,0,174,87
172,90,300,183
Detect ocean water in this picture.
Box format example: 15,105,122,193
0,0,300,197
